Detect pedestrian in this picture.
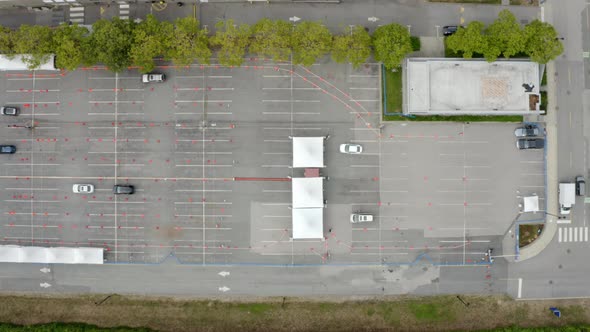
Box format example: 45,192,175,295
328,228,332,233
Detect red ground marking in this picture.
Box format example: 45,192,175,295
428,202,432,207
377,201,382,206
462,176,467,181
234,177,291,182
424,176,428,181
464,202,468,207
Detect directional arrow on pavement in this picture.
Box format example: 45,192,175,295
289,16,301,23
40,282,51,288
218,286,230,292
218,271,230,277
40,268,51,274
368,17,379,22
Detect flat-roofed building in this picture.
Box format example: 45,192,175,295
404,58,542,115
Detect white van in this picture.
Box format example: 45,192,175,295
559,183,575,215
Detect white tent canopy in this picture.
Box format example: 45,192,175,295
292,137,325,168
523,195,539,213
292,177,324,208
0,246,104,264
292,208,324,239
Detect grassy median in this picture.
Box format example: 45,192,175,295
1,294,590,331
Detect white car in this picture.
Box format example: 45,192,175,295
142,73,166,83
73,184,94,194
339,143,363,154
350,214,374,223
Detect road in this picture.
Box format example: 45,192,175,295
507,0,590,300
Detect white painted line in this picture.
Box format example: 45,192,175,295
175,100,232,103
88,101,144,104
264,127,322,130
263,112,320,115
575,227,578,242
262,100,320,103
261,165,290,168
558,228,562,242
5,188,58,191
262,87,320,90
517,278,522,298
175,165,232,167
174,189,232,192
208,76,232,78
88,201,145,204
569,227,573,242
586,227,589,242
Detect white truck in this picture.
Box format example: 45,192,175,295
559,183,575,215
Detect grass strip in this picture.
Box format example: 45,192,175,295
383,113,523,122
0,294,590,332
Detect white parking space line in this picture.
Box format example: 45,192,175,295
263,112,320,115
263,190,290,193
89,201,145,204
174,202,232,205
261,165,290,168
5,89,60,93
5,188,58,191
175,165,232,167
4,164,61,166
262,87,320,90
264,127,323,130
175,100,232,103
89,101,144,104
175,189,233,192
175,214,232,218
262,100,320,103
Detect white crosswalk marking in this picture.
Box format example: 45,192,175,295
558,226,589,243
69,5,84,24
119,1,130,20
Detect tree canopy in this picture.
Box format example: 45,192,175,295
446,21,487,59
250,18,292,62
291,21,332,66
211,19,251,67
12,25,55,69
87,18,136,72
486,9,525,60
168,17,211,66
52,23,89,71
331,25,371,68
523,19,564,64
372,23,413,69
130,14,174,73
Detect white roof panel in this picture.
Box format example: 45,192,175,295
292,208,324,239
292,177,324,208
292,137,324,168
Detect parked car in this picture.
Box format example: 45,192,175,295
73,184,94,194
514,124,540,137
516,138,544,150
339,143,363,154
350,214,374,223
443,25,461,36
1,106,18,116
113,184,135,195
142,73,166,83
0,145,16,154
576,176,585,196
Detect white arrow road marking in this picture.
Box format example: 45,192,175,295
218,271,230,277
368,17,379,22
289,16,301,22
218,286,230,292
40,268,51,273
40,282,51,288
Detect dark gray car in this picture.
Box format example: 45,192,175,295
1,106,18,116
443,25,460,36
514,124,540,137
113,185,135,195
0,145,16,154
516,138,544,150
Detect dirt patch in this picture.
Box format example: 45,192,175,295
1,294,590,331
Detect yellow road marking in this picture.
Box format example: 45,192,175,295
100,6,105,16
152,2,167,11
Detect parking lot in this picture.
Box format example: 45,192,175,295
0,59,545,265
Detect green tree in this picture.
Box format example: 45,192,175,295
331,25,371,68
291,21,332,66
130,14,174,73
446,21,487,59
210,19,251,67
12,25,54,69
250,18,292,62
372,23,413,69
0,26,15,54
169,17,211,66
523,19,564,64
52,23,90,71
87,18,136,72
486,9,525,60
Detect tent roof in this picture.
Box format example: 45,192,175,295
292,177,324,208
523,195,539,213
292,137,325,168
0,246,103,264
292,208,324,239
